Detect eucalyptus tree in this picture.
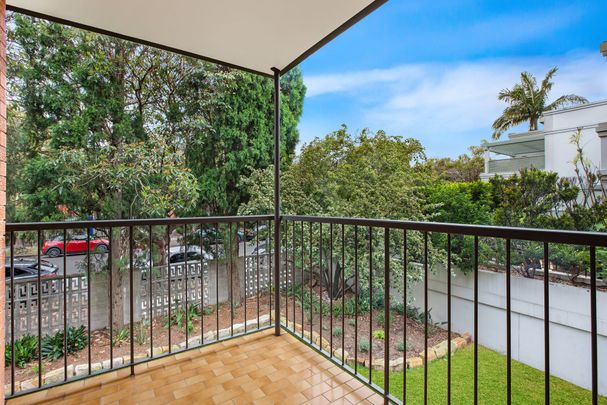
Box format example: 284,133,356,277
491,67,587,139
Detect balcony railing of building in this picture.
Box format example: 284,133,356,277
487,155,545,175
4,215,605,404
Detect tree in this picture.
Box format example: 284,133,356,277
491,67,587,139
239,126,443,299
7,14,305,327
422,146,484,182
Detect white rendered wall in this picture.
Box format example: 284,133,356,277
410,267,607,395
542,101,607,179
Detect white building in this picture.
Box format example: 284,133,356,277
480,99,607,186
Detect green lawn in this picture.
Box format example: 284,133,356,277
358,345,605,404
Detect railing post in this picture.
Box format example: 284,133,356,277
272,67,281,336
0,0,7,398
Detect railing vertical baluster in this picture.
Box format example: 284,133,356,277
184,224,189,348
109,228,113,369
281,221,289,329
10,231,15,395
354,225,359,375
368,226,373,385
87,229,92,375
230,222,234,336
474,235,479,405
319,223,323,348
129,226,134,374
330,222,333,354
244,222,247,333
215,223,219,341
37,230,42,388
309,222,313,341
403,229,407,403
383,227,390,404
149,225,153,357
301,221,305,338
167,225,172,352
292,221,296,330
63,229,67,380
590,245,598,405
200,223,204,342
423,231,428,405
269,220,272,323
506,239,512,405
543,242,550,405
255,221,260,329
341,223,345,366
447,233,452,405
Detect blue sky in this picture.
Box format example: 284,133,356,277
297,0,607,158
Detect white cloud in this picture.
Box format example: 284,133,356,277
302,52,607,157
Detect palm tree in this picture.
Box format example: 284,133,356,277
491,67,588,139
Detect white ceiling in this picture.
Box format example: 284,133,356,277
7,0,384,76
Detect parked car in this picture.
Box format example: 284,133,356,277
192,228,253,244
5,258,59,281
42,234,109,257
168,245,213,264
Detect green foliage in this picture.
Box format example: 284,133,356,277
491,67,587,139
372,330,385,340
358,339,370,353
202,306,215,316
422,146,485,183
164,304,201,334
7,14,305,221
376,311,393,328
135,322,148,346
113,327,129,347
332,327,343,337
397,340,407,352
347,319,357,327
5,335,37,368
41,326,88,361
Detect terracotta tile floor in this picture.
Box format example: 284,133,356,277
8,329,384,405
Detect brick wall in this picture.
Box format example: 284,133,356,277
0,0,6,398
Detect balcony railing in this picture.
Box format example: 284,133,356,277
487,155,545,174
5,215,606,404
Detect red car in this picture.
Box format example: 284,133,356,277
42,233,109,257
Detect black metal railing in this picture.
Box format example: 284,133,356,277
4,214,606,404
4,215,274,399
280,215,606,405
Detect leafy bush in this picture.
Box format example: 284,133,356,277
358,339,370,353
347,319,356,327
164,304,201,334
41,326,88,361
372,330,385,340
396,340,407,352
5,334,37,368
202,306,215,316
332,327,342,337
376,311,393,328
113,327,129,347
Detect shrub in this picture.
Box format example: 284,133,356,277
396,340,407,352
164,304,200,334
358,339,370,353
347,319,356,327
41,326,87,361
372,330,385,340
376,311,393,328
202,306,215,316
5,334,37,368
332,327,342,337
113,327,129,347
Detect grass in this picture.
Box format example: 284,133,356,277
358,345,606,404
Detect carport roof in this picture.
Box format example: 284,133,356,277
7,0,387,77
